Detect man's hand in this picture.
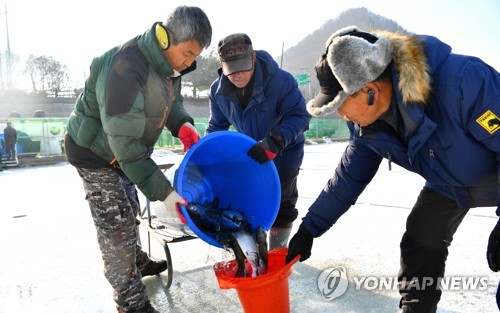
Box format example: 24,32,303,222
178,122,200,152
487,218,500,271
286,223,314,264
158,190,188,224
247,132,284,164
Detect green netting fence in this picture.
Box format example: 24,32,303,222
1,117,349,157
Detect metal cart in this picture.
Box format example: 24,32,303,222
138,163,197,289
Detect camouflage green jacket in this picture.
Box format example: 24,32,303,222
66,22,194,201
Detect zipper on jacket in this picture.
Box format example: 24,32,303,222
387,152,392,171
429,148,435,169
158,106,168,129
428,147,463,184
157,80,173,129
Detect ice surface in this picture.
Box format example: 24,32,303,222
1,142,498,312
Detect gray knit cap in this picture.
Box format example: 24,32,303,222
307,26,393,116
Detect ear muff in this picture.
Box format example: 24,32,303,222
155,24,170,50
368,89,375,106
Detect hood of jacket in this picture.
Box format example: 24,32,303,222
375,31,452,106
378,31,431,105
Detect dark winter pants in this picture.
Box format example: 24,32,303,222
5,141,16,159
273,167,300,228
398,187,469,313
76,167,151,312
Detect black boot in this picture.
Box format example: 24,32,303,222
116,300,159,313
269,226,292,250
139,258,168,277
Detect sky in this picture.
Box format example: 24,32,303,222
0,0,499,90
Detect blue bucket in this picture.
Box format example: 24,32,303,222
174,131,281,248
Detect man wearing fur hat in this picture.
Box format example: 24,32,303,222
286,26,500,312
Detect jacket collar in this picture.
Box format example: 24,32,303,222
375,31,432,105
137,22,175,78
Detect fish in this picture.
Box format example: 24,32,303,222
255,226,268,269
227,235,249,277
185,197,268,277
185,198,247,232
232,229,267,277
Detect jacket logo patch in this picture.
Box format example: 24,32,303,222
476,110,500,134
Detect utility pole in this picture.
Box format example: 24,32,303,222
0,14,3,91
280,41,284,69
4,3,11,89
0,49,3,91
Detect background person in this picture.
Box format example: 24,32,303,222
285,26,500,313
3,121,17,160
64,6,212,313
0,135,3,171
206,33,311,249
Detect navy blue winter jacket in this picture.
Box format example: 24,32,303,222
207,50,311,169
303,34,500,237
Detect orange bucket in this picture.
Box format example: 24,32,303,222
213,248,300,313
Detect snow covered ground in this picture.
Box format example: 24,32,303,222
1,142,499,313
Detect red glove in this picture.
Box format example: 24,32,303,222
178,122,200,152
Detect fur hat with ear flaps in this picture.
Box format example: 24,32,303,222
307,25,431,117
307,26,393,117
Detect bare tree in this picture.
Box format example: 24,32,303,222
25,55,48,92
46,61,68,97
183,49,220,97
25,55,68,94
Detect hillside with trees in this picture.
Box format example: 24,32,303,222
279,7,409,100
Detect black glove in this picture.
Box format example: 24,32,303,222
497,281,500,311
487,219,500,271
247,132,284,164
286,223,314,264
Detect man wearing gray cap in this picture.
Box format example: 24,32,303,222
286,26,500,312
207,33,311,249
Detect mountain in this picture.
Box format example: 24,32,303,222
279,7,410,101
